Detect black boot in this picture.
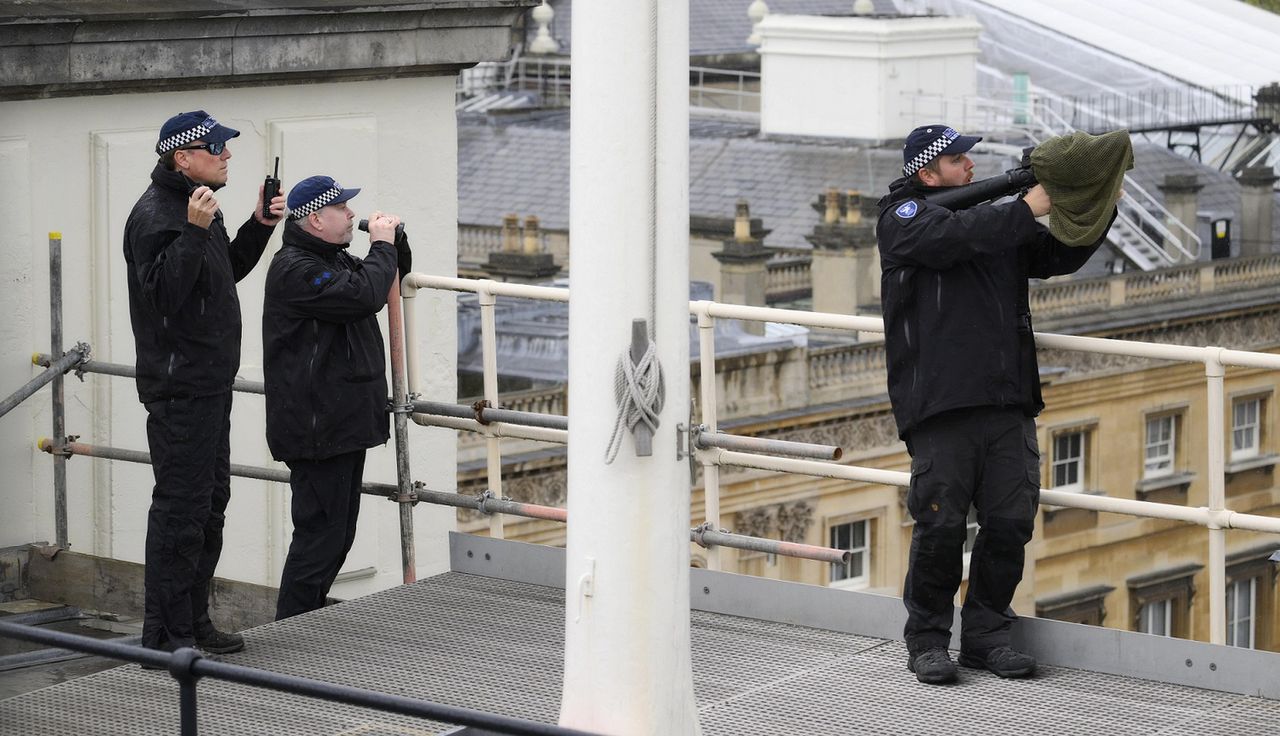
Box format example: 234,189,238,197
959,646,1036,678
907,647,958,684
195,628,245,654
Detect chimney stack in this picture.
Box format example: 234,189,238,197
807,189,879,331
1157,174,1203,264
1238,166,1278,258
759,14,980,141
713,199,772,335
481,212,561,283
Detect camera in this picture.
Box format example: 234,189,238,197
357,218,406,240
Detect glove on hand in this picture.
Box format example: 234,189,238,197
394,228,412,276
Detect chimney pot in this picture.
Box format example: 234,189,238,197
824,188,840,224
523,215,542,254
734,199,752,242
502,213,520,252
845,190,862,225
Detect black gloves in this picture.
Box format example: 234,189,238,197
393,227,412,276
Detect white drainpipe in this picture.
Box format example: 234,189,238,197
559,1,700,733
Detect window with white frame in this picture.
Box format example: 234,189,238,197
829,519,869,589
1138,599,1172,637
1129,565,1198,639
1231,397,1261,460
1226,577,1257,649
1052,431,1085,492
1144,414,1176,478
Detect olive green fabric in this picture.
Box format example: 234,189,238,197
1029,130,1133,246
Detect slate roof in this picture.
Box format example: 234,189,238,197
460,110,1013,252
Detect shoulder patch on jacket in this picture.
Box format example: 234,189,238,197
893,200,920,222
309,270,334,288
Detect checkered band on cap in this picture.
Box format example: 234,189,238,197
156,117,218,154
288,186,344,220
903,127,960,177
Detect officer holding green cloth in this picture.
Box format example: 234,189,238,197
877,124,1120,685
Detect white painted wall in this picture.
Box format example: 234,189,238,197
0,75,458,594
759,14,982,142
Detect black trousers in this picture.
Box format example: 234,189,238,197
275,449,366,621
142,392,232,651
902,406,1040,655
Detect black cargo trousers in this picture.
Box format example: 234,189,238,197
902,406,1040,656
275,449,367,621
142,392,233,651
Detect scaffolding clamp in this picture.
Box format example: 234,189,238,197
690,522,727,549
394,481,420,505
41,434,78,458
472,399,493,425
70,341,92,381
386,399,414,415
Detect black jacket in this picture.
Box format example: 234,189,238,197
123,165,273,403
262,220,398,462
877,177,1109,439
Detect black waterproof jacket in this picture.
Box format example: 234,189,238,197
262,220,398,462
123,165,273,403
877,177,1110,439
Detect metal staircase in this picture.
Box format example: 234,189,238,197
959,77,1206,271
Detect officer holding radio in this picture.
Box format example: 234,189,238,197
124,110,285,657
263,175,410,620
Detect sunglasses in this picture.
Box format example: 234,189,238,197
178,141,226,156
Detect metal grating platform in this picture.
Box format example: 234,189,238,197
4,567,1279,735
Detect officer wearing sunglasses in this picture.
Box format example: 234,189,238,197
122,109,286,660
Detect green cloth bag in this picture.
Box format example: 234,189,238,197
1030,129,1133,246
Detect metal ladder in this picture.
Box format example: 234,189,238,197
1038,98,1201,269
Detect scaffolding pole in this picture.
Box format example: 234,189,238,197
0,345,88,419
49,233,68,550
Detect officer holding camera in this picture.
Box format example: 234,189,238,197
877,124,1114,684
124,110,285,657
263,175,411,620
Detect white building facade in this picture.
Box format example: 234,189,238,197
0,2,530,598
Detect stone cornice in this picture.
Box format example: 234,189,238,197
0,1,535,100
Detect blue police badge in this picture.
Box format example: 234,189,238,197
894,201,919,220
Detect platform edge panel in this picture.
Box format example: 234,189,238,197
447,532,1280,700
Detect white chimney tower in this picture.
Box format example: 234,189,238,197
758,13,982,141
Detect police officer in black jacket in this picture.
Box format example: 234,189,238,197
264,176,411,620
878,125,1114,684
124,110,284,656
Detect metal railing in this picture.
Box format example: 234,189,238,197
3,241,850,570
400,273,1280,646
8,238,1280,642
689,66,760,116
456,56,763,117
0,619,596,736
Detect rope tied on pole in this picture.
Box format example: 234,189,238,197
604,319,665,463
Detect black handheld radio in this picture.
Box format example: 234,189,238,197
262,157,281,219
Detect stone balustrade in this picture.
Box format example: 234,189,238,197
1030,253,1280,319
765,255,812,301
458,224,503,264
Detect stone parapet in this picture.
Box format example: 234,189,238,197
0,1,534,99
1031,252,1280,323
